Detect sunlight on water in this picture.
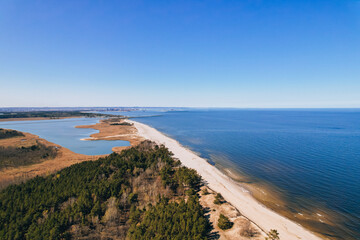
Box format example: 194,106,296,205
134,109,360,239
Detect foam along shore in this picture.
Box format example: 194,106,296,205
129,120,322,240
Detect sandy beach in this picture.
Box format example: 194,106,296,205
129,119,323,240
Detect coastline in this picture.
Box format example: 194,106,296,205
129,119,323,240
214,160,338,239
0,118,143,189
0,116,82,122
0,131,104,189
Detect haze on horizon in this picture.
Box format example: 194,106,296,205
0,0,359,108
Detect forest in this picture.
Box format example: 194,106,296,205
0,141,212,239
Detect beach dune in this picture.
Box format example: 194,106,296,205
129,120,322,240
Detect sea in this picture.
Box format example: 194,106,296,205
120,109,359,239
1,109,359,239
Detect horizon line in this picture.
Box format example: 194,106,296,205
1,106,360,110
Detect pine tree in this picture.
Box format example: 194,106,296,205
265,229,280,240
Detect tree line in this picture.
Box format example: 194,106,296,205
0,141,211,239
0,111,114,119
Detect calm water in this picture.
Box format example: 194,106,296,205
0,118,130,155
130,109,360,239
1,110,359,238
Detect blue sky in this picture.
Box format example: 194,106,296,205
0,0,359,108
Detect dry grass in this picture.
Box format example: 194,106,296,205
0,132,103,189
0,120,142,189
76,119,145,152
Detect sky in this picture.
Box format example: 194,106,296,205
0,0,359,108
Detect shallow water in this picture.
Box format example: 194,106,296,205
1,110,359,238
0,118,130,155
127,109,360,239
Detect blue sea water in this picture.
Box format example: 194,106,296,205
0,118,130,155
1,110,359,238
127,109,360,239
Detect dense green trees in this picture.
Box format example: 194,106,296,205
0,141,211,239
128,196,210,239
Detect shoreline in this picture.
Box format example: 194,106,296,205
129,119,323,240
0,118,142,189
0,131,105,189
215,160,338,239
0,116,84,122
75,118,144,152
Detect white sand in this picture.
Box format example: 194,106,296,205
129,120,322,240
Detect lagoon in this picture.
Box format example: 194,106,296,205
0,118,130,155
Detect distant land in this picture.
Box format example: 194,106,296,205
0,107,184,112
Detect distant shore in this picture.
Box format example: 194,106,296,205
129,119,323,240
0,111,114,122
0,116,78,122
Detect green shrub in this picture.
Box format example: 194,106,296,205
202,188,210,195
217,214,233,230
214,193,225,205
